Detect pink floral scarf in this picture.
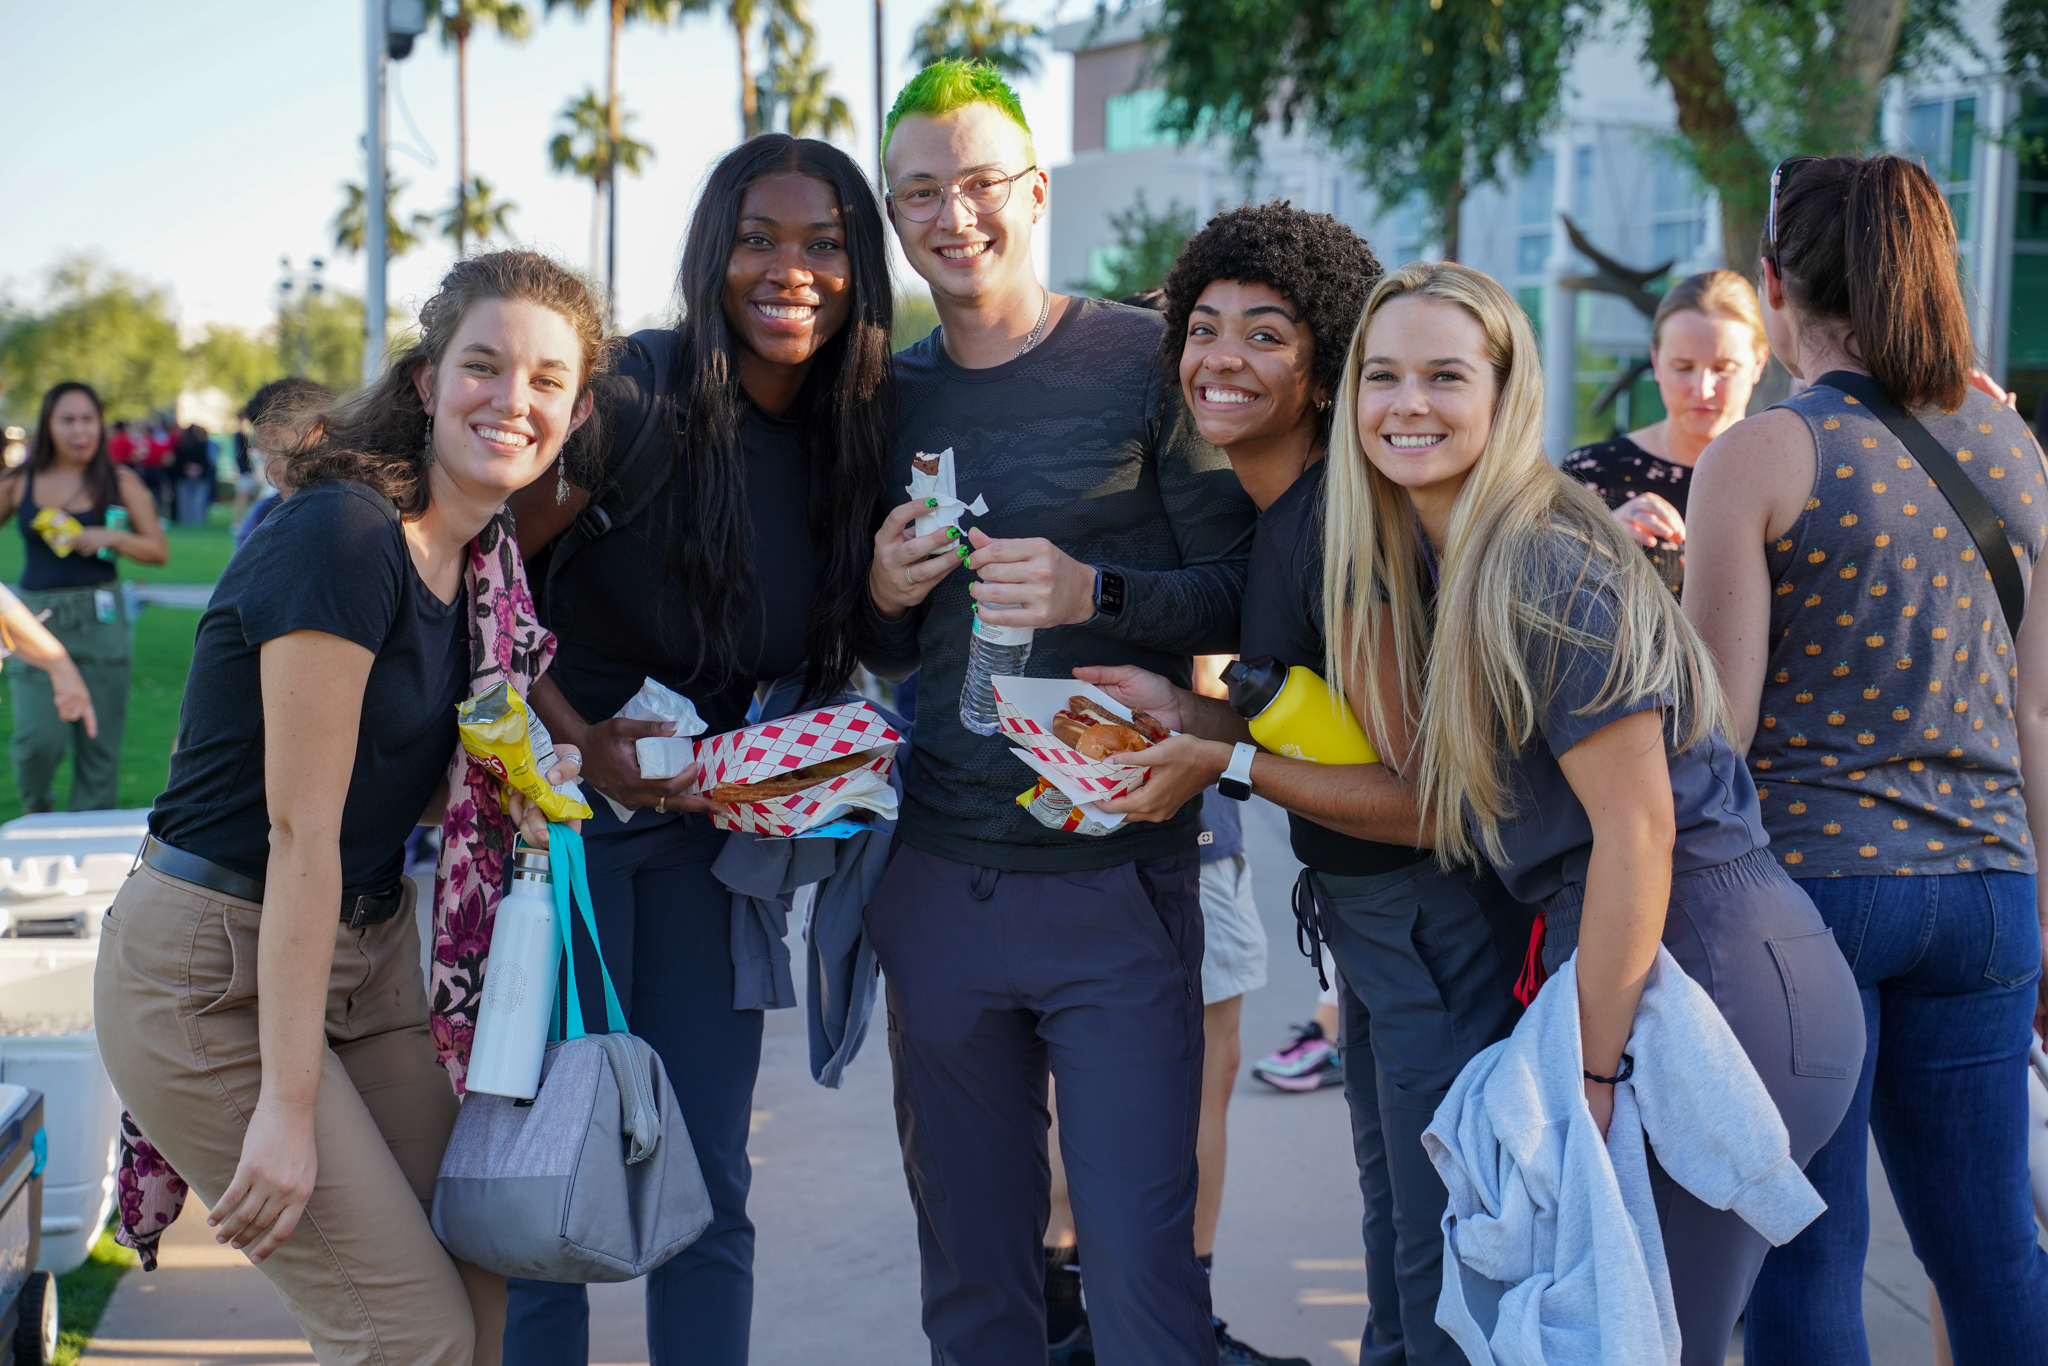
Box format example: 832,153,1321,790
116,507,551,1265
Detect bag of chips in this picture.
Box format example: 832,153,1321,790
458,680,592,822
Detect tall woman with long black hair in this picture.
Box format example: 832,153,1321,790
502,133,893,1366
0,382,168,810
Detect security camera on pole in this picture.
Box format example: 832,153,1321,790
364,0,430,387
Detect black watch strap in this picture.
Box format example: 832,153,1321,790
1583,1053,1635,1086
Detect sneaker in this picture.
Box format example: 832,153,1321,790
1215,1318,1311,1366
1251,1022,1341,1092
1049,1322,1095,1366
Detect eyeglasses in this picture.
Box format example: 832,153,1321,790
887,165,1038,223
1765,156,1823,261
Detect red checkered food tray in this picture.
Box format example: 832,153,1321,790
992,675,1158,804
692,702,901,836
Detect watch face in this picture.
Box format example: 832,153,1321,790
1217,777,1251,801
1096,569,1126,616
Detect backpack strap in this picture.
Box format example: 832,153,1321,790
543,330,682,603
1814,370,2027,641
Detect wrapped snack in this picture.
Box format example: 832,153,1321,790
457,680,593,822
31,508,83,557
992,676,1158,816
907,447,988,537
593,678,710,823
693,702,901,836
1017,779,1116,837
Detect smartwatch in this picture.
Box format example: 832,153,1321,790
1088,567,1126,624
1218,742,1257,802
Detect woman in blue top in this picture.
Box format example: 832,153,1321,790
1322,259,1862,1365
1686,154,2048,1364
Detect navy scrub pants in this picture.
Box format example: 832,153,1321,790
864,843,1215,1366
502,804,763,1366
1303,858,1531,1366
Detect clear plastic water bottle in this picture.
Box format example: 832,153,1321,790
960,609,1034,736
464,842,559,1099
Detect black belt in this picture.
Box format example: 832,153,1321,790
139,836,407,928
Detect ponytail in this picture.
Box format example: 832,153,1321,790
1767,154,1973,411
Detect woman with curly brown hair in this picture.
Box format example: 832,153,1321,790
95,250,606,1366
1086,203,1533,1366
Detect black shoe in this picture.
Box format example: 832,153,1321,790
1050,1322,1096,1366
1214,1318,1311,1366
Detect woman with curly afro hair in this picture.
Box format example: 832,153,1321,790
1083,204,1537,1366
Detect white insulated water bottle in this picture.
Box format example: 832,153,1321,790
464,843,559,1099
959,609,1033,736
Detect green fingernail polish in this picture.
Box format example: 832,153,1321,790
926,497,939,507
948,527,961,540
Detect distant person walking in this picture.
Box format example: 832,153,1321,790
143,418,175,516
173,423,214,524
236,379,333,549
0,382,167,811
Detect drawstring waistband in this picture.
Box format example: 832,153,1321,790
1292,867,1332,991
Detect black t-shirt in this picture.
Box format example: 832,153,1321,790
1561,435,1691,514
1240,460,1427,876
541,330,815,735
150,480,468,895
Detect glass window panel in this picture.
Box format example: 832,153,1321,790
1104,89,1170,153
1652,219,1697,267
1905,100,1945,168
1948,190,1972,240
1652,151,1697,214
1950,98,1977,182
1518,231,1553,276
1515,285,1544,342
2007,254,2048,366
2019,191,2048,242
1573,145,1594,219
2024,91,2048,181
1519,154,1556,227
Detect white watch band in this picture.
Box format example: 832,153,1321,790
1221,742,1257,795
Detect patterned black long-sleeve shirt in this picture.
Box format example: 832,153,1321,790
862,298,1256,871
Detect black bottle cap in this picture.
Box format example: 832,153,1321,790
1222,655,1287,721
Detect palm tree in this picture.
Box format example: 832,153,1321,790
727,0,764,136
544,0,695,304
333,169,432,258
909,0,1041,78
766,28,854,141
437,175,520,248
549,88,653,288
436,0,533,256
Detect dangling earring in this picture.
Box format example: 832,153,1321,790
555,452,569,505
421,415,435,460
1315,396,1333,412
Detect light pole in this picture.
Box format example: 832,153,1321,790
364,0,428,387
874,0,885,187
278,256,329,378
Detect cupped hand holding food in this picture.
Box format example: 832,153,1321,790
575,718,713,820
1613,491,1685,548
1070,664,1185,733
870,498,968,619
1096,732,1233,824
506,743,595,847
964,528,1098,628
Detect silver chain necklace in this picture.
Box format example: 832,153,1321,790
1015,288,1051,359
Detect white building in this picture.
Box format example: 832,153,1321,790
1049,3,2043,456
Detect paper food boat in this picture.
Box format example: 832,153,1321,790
692,702,901,837
994,676,1172,831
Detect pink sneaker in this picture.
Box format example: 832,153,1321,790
1251,1022,1341,1092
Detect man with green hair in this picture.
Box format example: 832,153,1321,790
858,58,1259,1366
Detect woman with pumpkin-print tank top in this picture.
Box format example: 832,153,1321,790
1686,152,2048,1366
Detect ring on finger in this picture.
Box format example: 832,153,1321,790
657,797,667,814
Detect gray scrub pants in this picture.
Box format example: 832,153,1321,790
1304,859,1532,1366
1541,847,1864,1366
864,843,1214,1366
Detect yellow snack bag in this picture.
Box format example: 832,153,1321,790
457,679,592,822
31,508,83,557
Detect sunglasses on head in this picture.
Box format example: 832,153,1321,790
1765,156,1824,263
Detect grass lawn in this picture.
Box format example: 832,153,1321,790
0,511,231,823
53,1227,140,1366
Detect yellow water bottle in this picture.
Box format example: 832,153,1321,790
1222,656,1378,764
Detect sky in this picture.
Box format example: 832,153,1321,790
0,0,1076,341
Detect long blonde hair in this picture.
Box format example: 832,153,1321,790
1321,261,1730,866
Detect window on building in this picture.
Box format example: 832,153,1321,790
2010,91,2048,378
1572,145,1595,221
1104,88,1171,153
1392,193,1428,263
1515,285,1544,343
1517,154,1555,280
1647,150,1703,273
1901,97,1979,261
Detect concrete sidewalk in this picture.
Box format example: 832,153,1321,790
75,799,1957,1365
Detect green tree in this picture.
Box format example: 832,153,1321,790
285,292,375,397
894,292,941,350
0,257,187,423
757,1,854,141
333,169,433,259
911,0,1043,78
436,174,520,247
544,0,696,299
550,88,654,282
186,324,276,407
1145,0,1972,271
437,0,534,255
1072,191,1196,298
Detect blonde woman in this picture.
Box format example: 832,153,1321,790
1562,269,1769,574
1328,261,1860,1364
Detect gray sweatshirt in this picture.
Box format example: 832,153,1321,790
861,298,1256,872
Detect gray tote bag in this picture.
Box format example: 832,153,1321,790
431,827,712,1281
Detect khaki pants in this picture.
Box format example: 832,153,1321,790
94,864,504,1366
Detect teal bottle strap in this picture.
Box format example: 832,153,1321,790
548,822,629,1039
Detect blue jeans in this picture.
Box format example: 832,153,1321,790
1744,872,2048,1366
503,806,763,1366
